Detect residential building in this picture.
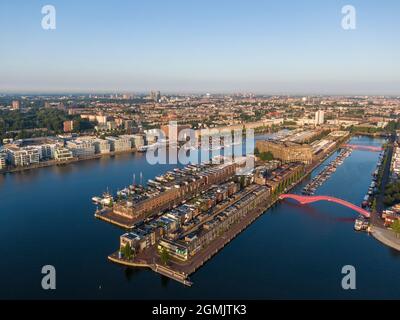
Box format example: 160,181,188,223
66,139,95,158
92,138,111,154
38,143,58,160
132,134,145,148
161,124,191,139
54,148,74,161
5,145,40,167
106,121,117,130
0,153,6,169
113,163,237,221
150,90,161,102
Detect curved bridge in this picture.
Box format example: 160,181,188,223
279,194,370,218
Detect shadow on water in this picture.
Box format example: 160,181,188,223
160,275,171,288
388,247,400,259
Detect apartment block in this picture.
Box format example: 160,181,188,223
106,136,132,152
93,138,111,154
5,145,40,167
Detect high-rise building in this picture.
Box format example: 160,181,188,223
150,91,161,102
315,110,325,125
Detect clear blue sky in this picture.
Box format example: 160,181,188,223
0,0,399,95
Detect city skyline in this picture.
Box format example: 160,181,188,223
1,0,400,95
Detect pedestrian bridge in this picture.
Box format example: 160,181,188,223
279,194,370,218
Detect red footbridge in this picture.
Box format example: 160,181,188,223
344,144,382,152
279,194,370,218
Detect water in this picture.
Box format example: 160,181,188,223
0,136,399,299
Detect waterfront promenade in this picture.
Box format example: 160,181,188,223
0,147,138,174
371,226,400,251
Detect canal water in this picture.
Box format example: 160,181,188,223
0,136,399,299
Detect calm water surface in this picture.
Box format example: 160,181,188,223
1,136,399,299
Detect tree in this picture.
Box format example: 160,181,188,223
259,151,274,161
391,220,400,238
160,248,170,266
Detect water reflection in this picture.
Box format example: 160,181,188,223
124,267,143,282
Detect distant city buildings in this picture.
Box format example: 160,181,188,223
161,124,192,139
112,163,237,223
150,91,161,102
54,147,74,161
131,134,145,148
391,144,400,179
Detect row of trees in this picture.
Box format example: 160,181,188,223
0,109,95,141
349,121,400,136
0,109,68,135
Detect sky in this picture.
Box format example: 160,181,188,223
0,0,399,95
